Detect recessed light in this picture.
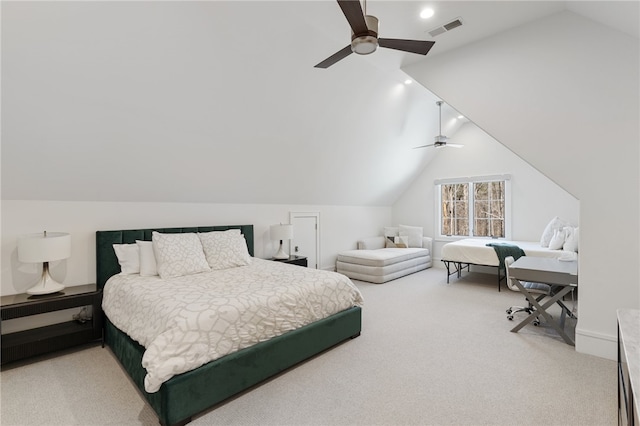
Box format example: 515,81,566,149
420,8,435,19
457,115,464,119
404,79,412,85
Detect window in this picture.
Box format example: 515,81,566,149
436,175,511,239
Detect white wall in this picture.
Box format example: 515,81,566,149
392,122,579,261
403,11,639,359
1,200,391,296
1,1,443,208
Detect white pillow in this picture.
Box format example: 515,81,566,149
136,240,158,276
540,216,571,247
394,235,409,247
198,230,252,270
384,226,399,237
563,226,579,252
383,226,399,244
548,228,566,250
113,243,140,275
398,224,423,248
152,232,211,279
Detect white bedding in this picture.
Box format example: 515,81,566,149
102,258,363,393
441,238,566,266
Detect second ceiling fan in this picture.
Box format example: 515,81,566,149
315,0,435,69
414,101,464,149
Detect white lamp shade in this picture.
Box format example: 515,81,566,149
270,224,293,241
18,232,71,263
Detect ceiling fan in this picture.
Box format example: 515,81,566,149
315,0,435,69
414,101,464,149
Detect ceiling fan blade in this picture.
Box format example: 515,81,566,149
314,45,353,68
447,143,464,148
378,38,435,55
413,144,435,149
337,0,369,35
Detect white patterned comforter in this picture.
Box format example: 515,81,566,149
102,258,363,393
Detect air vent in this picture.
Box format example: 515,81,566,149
428,17,463,37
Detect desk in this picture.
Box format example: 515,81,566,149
508,257,578,345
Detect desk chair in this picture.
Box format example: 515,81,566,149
504,256,550,326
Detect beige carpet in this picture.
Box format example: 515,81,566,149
0,268,616,426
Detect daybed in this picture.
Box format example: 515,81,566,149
337,234,433,284
441,217,579,291
96,225,363,426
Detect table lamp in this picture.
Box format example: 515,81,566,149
18,231,71,295
270,224,293,260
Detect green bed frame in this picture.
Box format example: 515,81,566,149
96,225,362,426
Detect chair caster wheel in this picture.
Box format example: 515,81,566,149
506,309,512,314
507,315,513,321
533,320,540,326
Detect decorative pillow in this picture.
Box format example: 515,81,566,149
385,235,408,248
548,228,566,250
540,216,570,247
198,230,252,270
398,224,423,248
563,226,579,252
136,240,158,276
152,232,211,279
395,236,409,247
113,243,140,275
384,226,398,237
384,226,399,244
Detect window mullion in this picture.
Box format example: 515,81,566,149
469,183,474,237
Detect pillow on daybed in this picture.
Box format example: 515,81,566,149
198,229,251,270
540,216,571,247
563,226,579,252
399,225,423,248
548,228,566,250
152,232,211,279
385,235,409,248
384,226,399,238
383,226,399,245
113,243,140,275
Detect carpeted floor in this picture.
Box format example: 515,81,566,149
0,268,616,425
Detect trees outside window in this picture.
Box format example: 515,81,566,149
439,179,507,238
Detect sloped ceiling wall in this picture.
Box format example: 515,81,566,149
403,10,639,357
2,1,461,206
4,2,628,207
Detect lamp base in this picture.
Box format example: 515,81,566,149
273,242,289,260
27,263,65,295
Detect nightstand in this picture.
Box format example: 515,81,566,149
0,284,103,364
271,255,308,267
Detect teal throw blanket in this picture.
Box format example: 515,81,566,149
486,242,525,269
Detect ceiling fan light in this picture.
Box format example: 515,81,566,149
434,134,448,144
351,36,378,55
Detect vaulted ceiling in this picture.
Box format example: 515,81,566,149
2,1,637,206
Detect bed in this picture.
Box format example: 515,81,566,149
441,238,569,291
96,225,363,426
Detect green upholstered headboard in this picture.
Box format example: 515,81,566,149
96,225,254,289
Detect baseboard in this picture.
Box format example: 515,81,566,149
575,326,617,360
